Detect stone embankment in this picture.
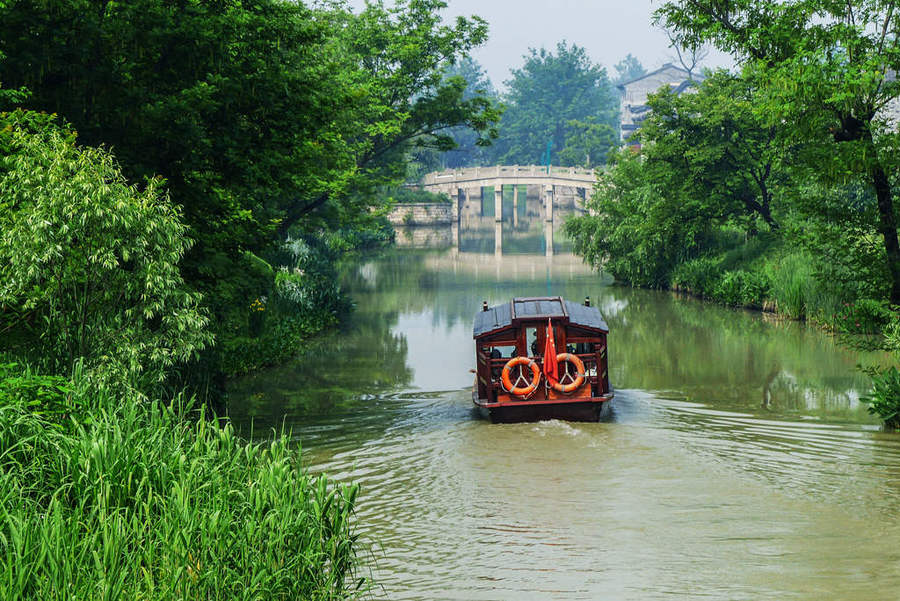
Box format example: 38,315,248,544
386,202,452,226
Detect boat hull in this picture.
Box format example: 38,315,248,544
473,388,614,424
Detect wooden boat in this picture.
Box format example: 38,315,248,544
472,296,613,423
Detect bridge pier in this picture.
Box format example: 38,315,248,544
513,184,519,227
452,187,461,248
450,187,461,224
494,184,503,222
543,185,554,222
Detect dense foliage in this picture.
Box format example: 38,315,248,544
655,0,900,305
0,112,211,395
566,70,789,288
0,0,499,372
486,42,618,168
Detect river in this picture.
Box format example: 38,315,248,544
229,205,900,600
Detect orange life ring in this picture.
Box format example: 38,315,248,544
550,353,586,394
500,356,541,398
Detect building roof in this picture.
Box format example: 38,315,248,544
616,62,706,91
473,296,609,338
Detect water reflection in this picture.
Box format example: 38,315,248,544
228,225,900,601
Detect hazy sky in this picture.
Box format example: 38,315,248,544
345,0,734,88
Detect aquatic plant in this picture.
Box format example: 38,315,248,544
862,367,900,431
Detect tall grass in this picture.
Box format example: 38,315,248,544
0,368,364,601
763,253,816,319
672,247,846,321
763,252,844,322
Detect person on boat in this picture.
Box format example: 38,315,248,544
490,347,502,378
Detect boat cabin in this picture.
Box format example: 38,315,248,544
472,296,613,422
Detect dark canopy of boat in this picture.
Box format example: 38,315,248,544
473,296,609,338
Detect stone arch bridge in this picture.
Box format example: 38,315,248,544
420,165,597,223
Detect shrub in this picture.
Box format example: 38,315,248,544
764,252,817,319
884,317,900,352
219,237,348,376
323,220,394,253
862,366,900,430
671,256,722,298
0,360,76,428
276,237,350,319
0,123,211,393
834,299,892,335
711,269,771,308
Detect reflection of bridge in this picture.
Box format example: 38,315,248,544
424,249,592,280
421,165,596,223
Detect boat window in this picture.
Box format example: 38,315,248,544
526,327,538,357
490,345,517,359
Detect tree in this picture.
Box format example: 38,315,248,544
0,113,211,393
0,0,354,316
0,0,500,317
638,70,785,232
295,0,500,222
437,57,500,169
655,0,900,303
565,70,791,286
491,41,618,165
613,54,647,85
557,118,617,168
565,146,712,287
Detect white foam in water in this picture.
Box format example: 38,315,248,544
532,419,582,437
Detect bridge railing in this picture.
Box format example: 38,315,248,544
422,165,596,185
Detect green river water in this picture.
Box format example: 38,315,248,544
229,209,900,600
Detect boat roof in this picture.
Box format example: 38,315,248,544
473,296,609,338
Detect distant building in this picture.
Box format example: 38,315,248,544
617,63,705,146
881,69,900,129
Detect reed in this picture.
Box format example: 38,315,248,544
0,371,364,601
763,252,844,322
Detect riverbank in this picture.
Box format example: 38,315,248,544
568,232,900,427
635,242,895,336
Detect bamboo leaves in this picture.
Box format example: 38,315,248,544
0,116,211,393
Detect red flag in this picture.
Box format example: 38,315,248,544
543,318,558,384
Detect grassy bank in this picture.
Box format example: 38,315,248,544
665,240,895,335
0,364,364,600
